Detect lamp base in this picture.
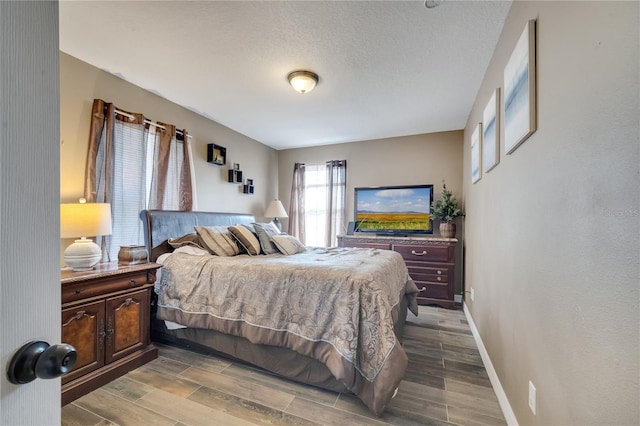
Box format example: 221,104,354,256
64,237,102,271
272,218,282,231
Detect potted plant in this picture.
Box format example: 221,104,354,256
430,183,464,238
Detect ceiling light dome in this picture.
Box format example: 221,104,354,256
288,70,319,94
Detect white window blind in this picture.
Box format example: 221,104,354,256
96,121,148,261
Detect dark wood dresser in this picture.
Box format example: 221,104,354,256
60,262,160,405
337,234,457,309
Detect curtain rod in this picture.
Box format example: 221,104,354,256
114,108,192,139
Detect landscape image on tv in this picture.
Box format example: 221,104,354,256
355,186,432,233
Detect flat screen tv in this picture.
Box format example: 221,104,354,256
354,184,434,235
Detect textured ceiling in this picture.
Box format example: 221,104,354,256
59,1,512,150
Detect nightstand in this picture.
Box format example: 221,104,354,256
61,262,160,405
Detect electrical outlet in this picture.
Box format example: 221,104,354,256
470,288,475,301
529,380,537,415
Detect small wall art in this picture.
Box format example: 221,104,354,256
482,88,500,173
471,123,482,184
207,143,226,165
504,19,537,154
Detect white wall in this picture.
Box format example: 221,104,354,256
463,2,639,424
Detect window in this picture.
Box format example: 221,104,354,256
86,100,194,262
304,164,328,246
290,160,346,247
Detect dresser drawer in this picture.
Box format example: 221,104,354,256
415,282,451,300
393,244,451,262
62,271,148,304
345,242,392,250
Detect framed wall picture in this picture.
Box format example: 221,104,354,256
504,19,537,154
471,123,482,184
482,88,500,173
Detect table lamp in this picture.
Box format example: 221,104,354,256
264,199,288,230
61,201,112,271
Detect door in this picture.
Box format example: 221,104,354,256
0,1,61,424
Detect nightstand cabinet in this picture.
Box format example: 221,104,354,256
338,234,457,309
61,263,160,405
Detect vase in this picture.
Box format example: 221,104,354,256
439,222,456,238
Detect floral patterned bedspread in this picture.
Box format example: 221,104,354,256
155,246,418,415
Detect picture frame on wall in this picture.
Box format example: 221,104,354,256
471,123,482,183
482,88,500,173
504,19,537,154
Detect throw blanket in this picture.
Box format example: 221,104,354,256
155,246,419,415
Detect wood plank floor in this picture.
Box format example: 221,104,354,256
62,306,506,426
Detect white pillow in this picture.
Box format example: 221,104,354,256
271,234,306,255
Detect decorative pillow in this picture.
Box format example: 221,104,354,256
168,233,205,250
194,226,240,257
252,222,281,255
271,234,306,255
228,225,261,256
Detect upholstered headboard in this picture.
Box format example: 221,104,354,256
140,209,256,261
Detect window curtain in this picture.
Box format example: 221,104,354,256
148,123,193,211
325,160,347,247
84,99,193,261
288,162,306,243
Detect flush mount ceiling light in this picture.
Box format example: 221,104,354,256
287,70,319,94
425,0,444,8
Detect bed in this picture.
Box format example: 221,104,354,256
140,209,419,416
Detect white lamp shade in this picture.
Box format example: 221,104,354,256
288,71,318,94
61,203,112,238
61,202,112,271
264,199,288,219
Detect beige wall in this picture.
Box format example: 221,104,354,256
60,52,278,215
463,2,639,425
278,131,464,293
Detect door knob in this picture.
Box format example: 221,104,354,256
7,340,77,384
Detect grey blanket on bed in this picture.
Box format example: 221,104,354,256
155,246,419,415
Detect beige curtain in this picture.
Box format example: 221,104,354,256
288,162,306,243
148,124,193,211
325,160,347,247
84,99,193,260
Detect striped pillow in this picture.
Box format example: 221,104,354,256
194,226,240,257
271,234,306,255
228,225,261,256
252,222,282,255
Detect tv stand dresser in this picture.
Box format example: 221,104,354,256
337,234,457,309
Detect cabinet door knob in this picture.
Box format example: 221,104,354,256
129,279,136,287
411,250,427,256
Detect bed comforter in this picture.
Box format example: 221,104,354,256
155,246,419,415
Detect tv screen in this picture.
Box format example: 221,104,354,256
354,184,434,235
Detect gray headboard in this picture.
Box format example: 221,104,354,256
140,209,256,261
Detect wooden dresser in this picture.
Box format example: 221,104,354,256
337,234,457,309
60,262,160,405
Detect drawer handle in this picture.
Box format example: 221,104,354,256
437,270,442,275
75,289,84,294
419,286,426,292
437,277,442,281
129,279,136,287
411,250,427,256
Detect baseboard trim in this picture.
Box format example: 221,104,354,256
463,302,519,426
